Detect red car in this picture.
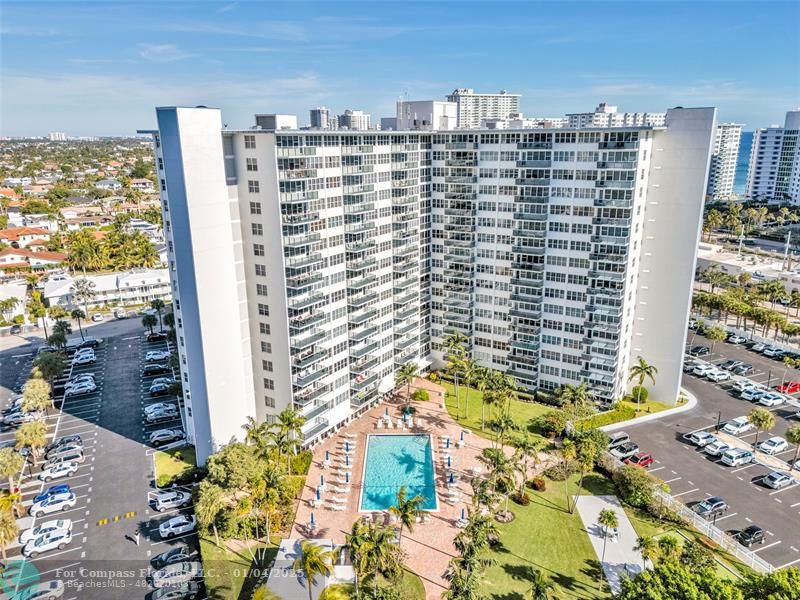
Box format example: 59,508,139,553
776,381,800,394
624,452,654,468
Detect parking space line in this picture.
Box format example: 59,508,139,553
778,557,800,568
148,531,197,546
714,512,738,522
672,488,699,497
29,545,83,562
754,540,782,553
769,485,798,495
663,477,682,484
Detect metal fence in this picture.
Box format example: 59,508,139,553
689,313,799,354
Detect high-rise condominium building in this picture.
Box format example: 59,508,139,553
707,123,743,200
48,132,66,141
446,89,521,129
395,100,457,131
310,107,330,129
566,103,666,128
337,110,371,130
143,105,715,464
746,110,800,203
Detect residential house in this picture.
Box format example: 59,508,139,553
0,227,51,248
95,178,122,191
130,178,155,192
64,215,112,230
5,201,26,226
0,280,27,324
0,248,66,274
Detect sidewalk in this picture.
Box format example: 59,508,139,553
601,387,698,433
575,495,646,595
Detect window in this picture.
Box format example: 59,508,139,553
259,323,270,335
160,179,166,191
246,158,258,172
248,180,260,193
264,379,275,390
265,396,275,408
252,223,263,236
261,341,272,353
250,202,262,215
256,284,268,297
258,303,269,316
244,135,256,149
255,264,266,276
253,243,265,256
262,360,273,372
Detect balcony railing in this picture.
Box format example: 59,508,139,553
292,329,325,350
351,341,379,359
294,348,327,369
294,366,328,389
295,384,329,406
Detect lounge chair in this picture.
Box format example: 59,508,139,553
330,496,347,505
329,502,346,511
342,432,357,439
376,420,383,429
332,485,351,494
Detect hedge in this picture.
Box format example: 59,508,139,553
576,403,636,430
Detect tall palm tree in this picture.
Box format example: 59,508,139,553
346,518,370,596
446,351,467,419
292,540,337,600
360,523,403,596
474,366,492,430
571,440,598,514
70,277,97,316
526,568,555,600
15,420,47,464
0,510,18,561
195,481,225,547
33,351,66,387
444,332,468,415
150,298,166,331
22,378,52,415
388,485,425,544
395,362,418,409
557,383,595,423
461,357,478,420
561,439,576,513
748,407,775,447
628,356,658,412
514,433,544,495
0,490,22,518
634,535,658,569
70,308,86,341
0,448,25,493
785,424,800,472
598,508,619,589
272,407,306,473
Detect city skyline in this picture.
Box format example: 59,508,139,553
2,0,799,136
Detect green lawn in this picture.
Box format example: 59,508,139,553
441,381,554,443
361,568,426,600
154,446,196,487
480,472,615,600
200,536,277,600
619,398,674,416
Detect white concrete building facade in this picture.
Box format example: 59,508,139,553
746,110,800,203
566,103,666,129
446,89,521,129
396,100,457,131
707,123,743,200
145,105,716,463
337,110,371,131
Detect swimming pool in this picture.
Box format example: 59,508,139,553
360,434,438,511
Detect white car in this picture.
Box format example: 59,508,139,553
692,364,715,377
16,580,66,600
752,342,767,352
763,346,782,357
145,402,177,416
146,350,172,362
728,335,747,344
732,379,756,393
71,353,96,366
64,381,96,397
38,462,79,482
22,529,72,558
763,471,795,490
149,429,185,446
64,374,95,389
159,515,197,539
704,440,731,456
759,437,789,455
153,489,192,512
721,448,755,466
758,393,786,407
151,561,202,588
707,369,731,382
19,518,72,545
722,417,754,435
688,431,716,447
741,387,767,401
30,492,77,517
3,411,42,426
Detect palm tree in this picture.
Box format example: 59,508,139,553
514,433,543,495
461,357,478,420
346,518,370,596
444,332,468,415
526,568,554,600
0,297,20,323
657,535,680,561
360,523,403,596
150,298,166,331
572,440,598,514
748,407,776,447
70,277,97,316
628,356,658,413
70,308,86,341
705,325,728,353
195,481,225,547
561,439,576,513
703,208,723,242
388,485,425,544
785,424,800,472
488,451,517,515
272,407,305,473
446,351,467,419
142,313,157,334
22,378,52,415
0,510,18,561
292,540,337,600
0,447,25,492
474,366,492,431
395,362,418,409
15,420,47,464
634,535,658,569
557,382,595,423
33,351,66,387
597,508,619,589
0,490,23,518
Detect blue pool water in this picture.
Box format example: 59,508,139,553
360,434,438,511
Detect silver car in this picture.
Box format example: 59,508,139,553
151,561,202,588
153,489,192,512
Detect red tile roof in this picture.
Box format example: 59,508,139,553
0,227,51,241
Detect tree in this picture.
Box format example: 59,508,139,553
15,420,47,464
0,510,19,561
618,560,742,600
474,366,492,431
705,325,728,352
142,313,157,334
360,523,404,596
526,568,554,600
613,464,661,508
556,382,596,422
628,356,658,412
785,424,800,472
461,357,478,420
634,535,658,569
33,351,67,386
70,277,97,315
444,332,468,416
395,362,418,410
598,508,619,589
703,208,724,241
150,299,166,331
346,518,370,596
272,407,305,473
571,439,598,513
514,433,544,495
195,481,224,547
292,540,337,600
66,229,106,271
22,377,52,414
388,485,425,545
680,539,714,570
748,407,775,447
700,266,733,293
26,290,48,339
0,297,20,322
0,447,25,492
71,308,86,341
657,535,681,561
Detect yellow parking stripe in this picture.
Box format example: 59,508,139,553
97,518,108,526
125,511,136,519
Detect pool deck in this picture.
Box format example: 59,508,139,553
291,378,504,599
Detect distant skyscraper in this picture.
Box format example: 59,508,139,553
395,100,457,130
566,103,666,128
445,88,520,129
310,107,330,129
48,132,66,141
337,110,370,130
707,123,743,200
746,110,800,203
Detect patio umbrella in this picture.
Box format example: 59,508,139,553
310,512,316,526
460,431,465,442
445,438,450,449
346,454,350,467
346,471,350,484
326,450,330,461
316,487,321,501
449,472,455,484
385,407,389,416
447,455,451,468
460,507,465,521
403,412,407,422
345,441,350,453
320,474,325,487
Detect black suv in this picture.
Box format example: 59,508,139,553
143,363,170,376
737,525,764,547
689,346,710,356
147,332,168,342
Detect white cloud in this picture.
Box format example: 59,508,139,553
137,43,195,62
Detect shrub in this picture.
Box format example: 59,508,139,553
576,403,636,430
511,490,530,505
411,389,429,402
630,386,649,404
535,391,564,407
290,450,313,475
428,371,440,383
614,464,659,508
482,447,504,463
544,459,577,481
532,411,568,437
12,315,24,325
528,477,547,491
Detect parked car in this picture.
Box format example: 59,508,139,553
741,387,767,401
607,431,631,450
732,363,754,376
704,440,731,456
91,313,103,322
692,364,715,377
39,462,79,482
763,471,795,490
45,443,84,461
610,441,640,460
15,580,66,600
153,489,192,512
720,360,744,371
776,381,800,393
30,492,77,517
65,374,95,388
152,545,198,570
151,582,200,600
707,369,731,382
759,437,789,455
151,561,202,588
146,408,179,424
690,346,710,356
71,352,95,366
727,334,747,344
64,381,96,397
688,319,698,329
721,448,755,466
114,308,129,319
77,337,102,348
143,363,171,376
43,450,85,469
683,358,699,373
35,345,56,356
19,518,72,545
147,332,169,342
159,515,197,539
22,529,72,558
34,484,71,504
3,411,43,427
623,452,654,467
763,346,782,358
722,417,754,435
758,392,786,407
694,496,729,518
751,343,767,352
46,435,82,453
146,350,172,362
145,402,178,416
732,379,756,394
149,429,185,446
150,382,173,396
687,431,716,447
737,525,765,547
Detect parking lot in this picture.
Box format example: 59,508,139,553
625,329,800,570
0,328,201,599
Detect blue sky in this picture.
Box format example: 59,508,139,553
2,0,799,136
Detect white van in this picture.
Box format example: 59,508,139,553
721,448,754,467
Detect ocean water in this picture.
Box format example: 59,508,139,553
360,434,438,511
734,131,753,196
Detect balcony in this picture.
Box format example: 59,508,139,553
394,319,419,336
295,384,329,406
294,348,327,369
591,234,628,245
292,329,326,351
396,335,417,351
283,212,320,226
599,141,638,149
286,272,323,290
393,276,416,292
351,341,379,359
510,307,541,319
289,311,325,332
348,257,378,272
444,176,478,184
514,212,548,221
346,240,376,253
597,160,635,169
294,366,328,389
289,292,326,310
344,201,376,215
395,306,417,321
351,355,379,373
444,207,472,217
349,307,378,325
395,245,418,259
395,291,418,306
446,159,477,167
511,338,540,352
589,253,627,263
394,260,418,274
595,180,635,189
512,245,545,255
300,401,332,422
516,178,550,186
350,274,378,290
392,195,418,206
589,270,626,282
349,291,378,308
517,142,552,149
284,232,321,249
345,221,377,235
285,253,323,271
516,160,552,168
303,418,330,442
